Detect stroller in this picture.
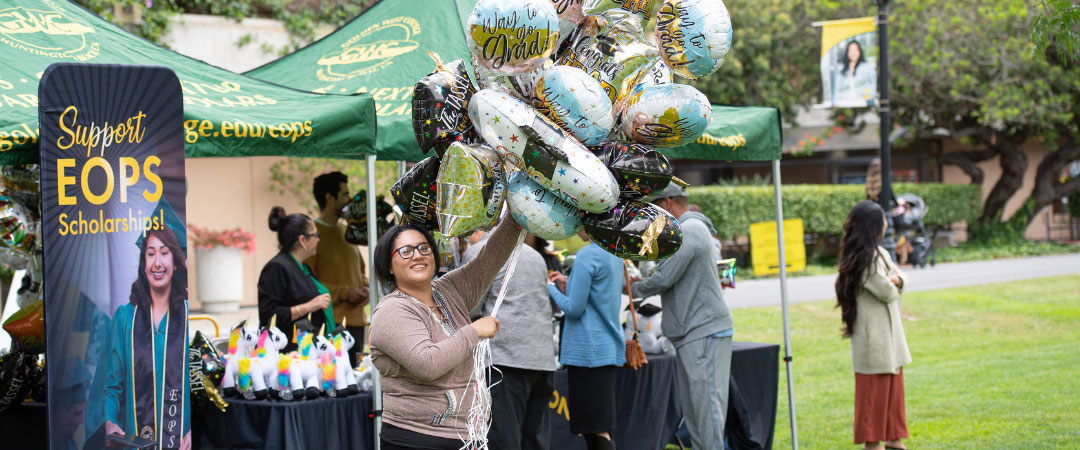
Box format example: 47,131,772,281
891,193,936,268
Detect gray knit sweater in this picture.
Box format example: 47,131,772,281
368,218,519,440
631,211,733,347
462,236,557,372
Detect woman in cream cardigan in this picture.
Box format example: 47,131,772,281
835,201,911,450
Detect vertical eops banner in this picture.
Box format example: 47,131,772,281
818,17,877,108
38,64,188,450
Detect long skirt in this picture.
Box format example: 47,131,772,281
854,368,908,444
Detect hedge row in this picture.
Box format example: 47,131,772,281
688,183,982,239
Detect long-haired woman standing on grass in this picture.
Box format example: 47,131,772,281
836,201,911,450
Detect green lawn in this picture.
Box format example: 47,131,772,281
727,275,1080,450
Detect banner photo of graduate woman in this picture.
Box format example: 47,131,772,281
818,17,878,108
39,63,189,450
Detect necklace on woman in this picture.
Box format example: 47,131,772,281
399,290,457,336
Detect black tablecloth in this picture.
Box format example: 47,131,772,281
197,393,374,450
727,342,780,450
550,353,681,450
0,401,47,449
551,342,780,450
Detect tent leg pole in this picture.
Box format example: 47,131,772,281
367,154,383,450
773,160,799,450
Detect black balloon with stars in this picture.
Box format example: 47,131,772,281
0,349,39,414
583,200,683,261
342,191,395,246
412,54,479,158
590,140,675,201
188,331,226,410
391,156,442,231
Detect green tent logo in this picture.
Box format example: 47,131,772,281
316,16,420,82
0,6,99,61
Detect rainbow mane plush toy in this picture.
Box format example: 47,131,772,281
221,319,268,399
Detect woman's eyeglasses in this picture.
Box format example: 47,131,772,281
304,232,320,238
392,243,433,259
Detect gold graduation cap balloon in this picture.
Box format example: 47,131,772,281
583,200,682,261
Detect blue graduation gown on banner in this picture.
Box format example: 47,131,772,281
102,303,191,439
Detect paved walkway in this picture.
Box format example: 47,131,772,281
190,253,1080,339
724,253,1080,309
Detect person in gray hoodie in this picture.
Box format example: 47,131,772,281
631,182,734,450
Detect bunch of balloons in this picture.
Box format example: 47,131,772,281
402,0,733,260
2,165,45,357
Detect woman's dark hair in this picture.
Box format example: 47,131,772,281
268,206,312,251
130,226,188,311
373,223,441,290
835,201,886,338
532,236,563,273
841,40,867,74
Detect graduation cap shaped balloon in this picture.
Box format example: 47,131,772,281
436,142,506,237
590,140,685,200
583,200,682,261
189,331,226,409
412,52,479,157
391,156,442,231
341,191,395,246
0,350,38,414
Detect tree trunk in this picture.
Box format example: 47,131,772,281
979,139,1028,224
940,148,998,185
1028,143,1080,226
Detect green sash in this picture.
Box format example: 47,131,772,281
291,254,335,327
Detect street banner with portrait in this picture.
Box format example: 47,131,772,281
39,63,189,450
817,17,877,108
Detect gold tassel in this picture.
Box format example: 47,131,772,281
203,374,229,412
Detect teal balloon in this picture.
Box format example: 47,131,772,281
506,171,583,241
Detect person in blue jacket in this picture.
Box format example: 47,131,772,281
548,230,625,450
102,226,191,449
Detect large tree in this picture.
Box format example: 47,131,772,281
693,0,1080,227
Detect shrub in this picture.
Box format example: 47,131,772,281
688,183,982,239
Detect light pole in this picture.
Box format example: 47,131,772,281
877,0,897,260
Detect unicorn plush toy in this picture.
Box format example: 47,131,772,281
313,319,360,397
221,319,269,399
288,324,328,400
253,315,312,401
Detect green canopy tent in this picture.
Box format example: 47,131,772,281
662,105,783,161
0,0,377,166
245,0,475,163
663,104,799,449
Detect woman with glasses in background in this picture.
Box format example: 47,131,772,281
257,206,333,351
368,216,520,450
